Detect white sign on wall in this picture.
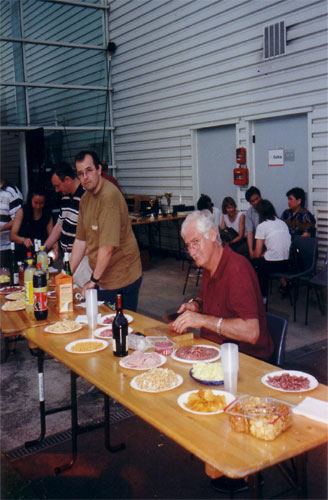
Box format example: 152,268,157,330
268,149,284,166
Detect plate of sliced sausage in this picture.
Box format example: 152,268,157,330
261,370,318,392
171,344,220,364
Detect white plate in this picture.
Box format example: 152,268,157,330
98,313,134,326
5,292,25,300
261,370,318,392
76,301,104,308
171,344,221,364
0,285,24,294
44,323,83,335
130,374,183,393
1,303,25,312
65,338,108,354
94,326,133,339
119,353,166,370
178,390,235,415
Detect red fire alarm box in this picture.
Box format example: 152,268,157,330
233,167,249,185
236,147,246,164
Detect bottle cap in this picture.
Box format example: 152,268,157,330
36,263,42,269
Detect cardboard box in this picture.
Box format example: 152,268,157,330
55,272,73,313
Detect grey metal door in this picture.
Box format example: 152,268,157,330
197,125,236,210
254,114,308,217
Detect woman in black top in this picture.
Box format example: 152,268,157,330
10,187,53,260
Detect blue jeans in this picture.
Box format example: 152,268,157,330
97,276,142,312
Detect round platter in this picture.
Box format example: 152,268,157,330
119,353,166,370
130,374,183,393
189,369,224,386
177,390,235,415
65,338,108,354
171,344,221,364
261,370,318,392
0,285,24,294
98,313,134,326
44,323,83,335
94,326,133,339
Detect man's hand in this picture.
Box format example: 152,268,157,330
173,310,204,334
177,301,199,314
81,280,96,298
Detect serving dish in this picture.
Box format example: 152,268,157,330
178,389,234,415
261,370,318,392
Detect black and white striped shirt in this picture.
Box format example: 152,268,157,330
0,184,23,250
58,183,85,252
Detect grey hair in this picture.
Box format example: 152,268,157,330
181,210,221,243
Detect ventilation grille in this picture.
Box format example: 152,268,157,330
264,21,286,59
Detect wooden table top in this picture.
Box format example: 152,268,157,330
0,288,65,335
130,214,186,226
23,309,328,479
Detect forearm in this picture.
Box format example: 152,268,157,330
191,314,259,344
70,239,87,275
44,221,62,250
247,232,254,253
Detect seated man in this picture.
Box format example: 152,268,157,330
281,187,316,237
173,210,273,361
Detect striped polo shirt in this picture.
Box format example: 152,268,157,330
58,183,85,252
0,184,23,250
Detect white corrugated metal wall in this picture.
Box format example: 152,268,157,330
109,0,328,257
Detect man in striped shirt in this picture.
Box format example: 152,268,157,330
0,180,23,267
44,162,91,286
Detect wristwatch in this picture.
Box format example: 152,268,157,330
90,273,99,284
188,298,202,309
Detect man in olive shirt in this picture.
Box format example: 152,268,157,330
70,150,142,311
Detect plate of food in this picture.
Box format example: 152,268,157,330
65,338,108,354
0,275,10,285
94,326,133,339
99,313,134,326
261,370,318,392
44,320,83,334
119,351,166,370
190,361,224,386
0,285,24,294
5,291,25,300
1,299,25,311
171,344,221,364
178,389,235,415
130,367,183,393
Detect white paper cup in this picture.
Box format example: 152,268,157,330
86,289,98,330
221,343,239,394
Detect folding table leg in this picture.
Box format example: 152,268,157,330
25,348,46,447
248,473,262,499
295,453,307,499
104,394,126,452
55,371,78,474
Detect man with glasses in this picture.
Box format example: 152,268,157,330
43,161,91,286
70,150,142,311
173,209,273,361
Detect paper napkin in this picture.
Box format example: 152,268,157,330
293,397,328,424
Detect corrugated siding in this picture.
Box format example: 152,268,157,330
109,0,328,256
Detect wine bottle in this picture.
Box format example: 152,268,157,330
9,242,19,285
63,252,72,275
112,294,128,357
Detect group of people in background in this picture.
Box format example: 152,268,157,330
197,184,316,303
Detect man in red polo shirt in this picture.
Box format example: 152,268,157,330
173,210,273,361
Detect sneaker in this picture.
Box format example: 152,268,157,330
78,386,104,403
211,473,263,493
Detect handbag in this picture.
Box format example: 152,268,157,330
219,227,239,243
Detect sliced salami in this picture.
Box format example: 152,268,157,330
174,345,219,361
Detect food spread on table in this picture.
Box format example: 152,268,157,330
0,275,10,284
131,367,182,392
2,299,25,311
69,340,106,353
225,395,292,441
119,350,165,370
45,319,82,334
0,285,24,294
190,362,224,385
6,291,25,300
172,344,221,363
186,389,226,412
261,370,318,392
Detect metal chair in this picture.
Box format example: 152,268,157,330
266,312,288,368
269,236,318,322
304,251,328,325
182,253,202,294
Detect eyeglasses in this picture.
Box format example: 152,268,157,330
76,167,96,179
185,238,201,253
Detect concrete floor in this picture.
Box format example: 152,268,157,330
1,254,327,499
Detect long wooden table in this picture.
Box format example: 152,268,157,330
22,309,328,497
